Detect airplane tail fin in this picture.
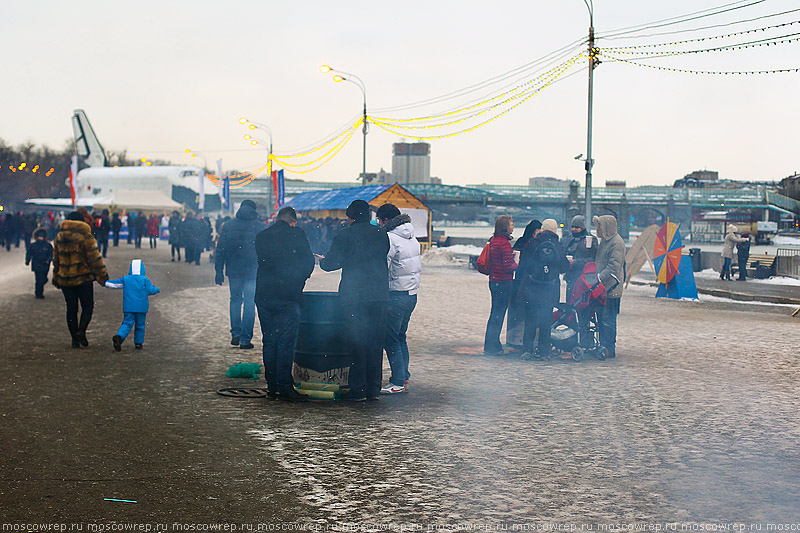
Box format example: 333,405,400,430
72,109,107,168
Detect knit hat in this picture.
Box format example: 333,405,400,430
570,215,586,230
345,200,371,222
66,211,84,221
541,218,559,234
240,199,257,210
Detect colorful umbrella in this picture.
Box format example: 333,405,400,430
653,219,684,284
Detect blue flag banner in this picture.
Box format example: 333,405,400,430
223,176,231,210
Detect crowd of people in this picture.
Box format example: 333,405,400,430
21,199,421,403
482,213,624,360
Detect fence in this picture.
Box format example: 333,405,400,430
776,248,800,279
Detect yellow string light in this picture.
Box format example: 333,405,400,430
373,53,584,125
272,127,357,169
272,130,357,175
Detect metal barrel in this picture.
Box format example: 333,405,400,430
292,291,351,386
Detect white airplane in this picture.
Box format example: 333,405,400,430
26,109,219,211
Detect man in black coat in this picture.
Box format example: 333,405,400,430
318,200,390,401
110,213,122,247
215,200,264,349
255,206,315,402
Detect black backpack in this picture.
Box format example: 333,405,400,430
529,240,561,283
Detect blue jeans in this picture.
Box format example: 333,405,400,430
722,257,732,278
599,297,621,354
228,276,256,344
118,312,147,344
257,300,301,394
484,281,512,353
385,292,417,386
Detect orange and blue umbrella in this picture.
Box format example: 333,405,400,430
653,219,683,284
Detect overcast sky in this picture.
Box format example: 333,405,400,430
3,0,799,187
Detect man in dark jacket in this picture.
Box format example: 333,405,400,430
737,234,751,281
318,200,390,401
134,211,147,249
93,209,111,257
110,212,122,247
168,211,182,261
559,214,598,299
215,200,264,349
254,206,315,401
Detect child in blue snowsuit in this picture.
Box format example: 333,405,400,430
105,259,160,351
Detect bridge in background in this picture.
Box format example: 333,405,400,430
233,179,800,239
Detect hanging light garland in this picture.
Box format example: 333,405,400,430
1,162,55,176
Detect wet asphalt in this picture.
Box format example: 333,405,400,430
1,243,799,526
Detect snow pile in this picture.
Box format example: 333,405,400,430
773,235,800,247
694,267,800,286
422,247,458,266
445,244,484,256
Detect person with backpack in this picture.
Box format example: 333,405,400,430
517,218,569,360
482,215,518,355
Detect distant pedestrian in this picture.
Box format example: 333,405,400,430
254,206,315,401
105,259,161,351
318,200,390,402
376,203,421,395
146,214,160,249
93,209,111,258
593,215,625,358
720,224,747,281
25,228,53,299
168,211,182,262
134,211,147,249
483,214,518,355
111,213,122,247
737,233,751,281
125,212,133,244
52,211,109,348
215,200,263,350
517,218,568,360
21,213,36,251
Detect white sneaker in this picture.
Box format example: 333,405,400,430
380,384,406,394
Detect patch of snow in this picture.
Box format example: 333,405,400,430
773,236,800,247
443,244,484,256
422,248,459,266
694,268,800,286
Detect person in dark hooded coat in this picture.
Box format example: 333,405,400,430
505,219,541,349
318,200,389,401
215,200,264,349
26,227,53,299
517,218,568,360
559,214,598,299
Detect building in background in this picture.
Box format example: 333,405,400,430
528,177,571,187
391,142,433,184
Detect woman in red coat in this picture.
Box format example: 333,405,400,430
483,214,518,355
146,214,161,249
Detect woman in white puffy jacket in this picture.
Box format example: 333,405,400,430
376,204,422,394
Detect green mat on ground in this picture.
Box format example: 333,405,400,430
225,362,263,379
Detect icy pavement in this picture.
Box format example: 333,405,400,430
1,245,799,525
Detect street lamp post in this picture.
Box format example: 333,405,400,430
583,0,597,224
185,149,209,211
239,118,274,215
320,65,368,185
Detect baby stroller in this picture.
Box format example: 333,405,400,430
550,262,613,361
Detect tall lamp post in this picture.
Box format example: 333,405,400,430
582,0,598,224
239,118,274,214
320,65,368,185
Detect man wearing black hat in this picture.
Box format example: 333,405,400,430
317,200,390,401
215,199,264,349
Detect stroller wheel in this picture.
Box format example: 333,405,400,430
571,346,584,362
596,346,609,360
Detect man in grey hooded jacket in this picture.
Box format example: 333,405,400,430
593,215,625,358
